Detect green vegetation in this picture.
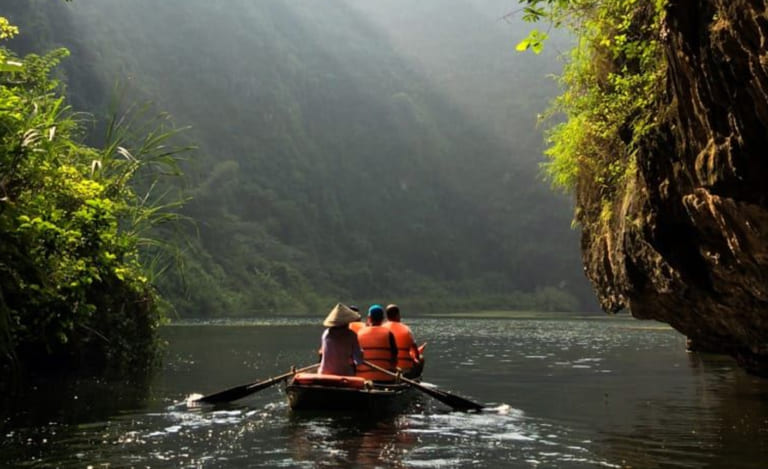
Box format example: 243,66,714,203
4,0,596,319
0,17,183,375
422,310,601,319
517,0,667,223
37,0,592,315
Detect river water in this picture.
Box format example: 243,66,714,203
2,315,767,468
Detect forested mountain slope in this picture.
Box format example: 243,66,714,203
6,0,593,315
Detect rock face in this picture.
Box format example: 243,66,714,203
580,0,768,375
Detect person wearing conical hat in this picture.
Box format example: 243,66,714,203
318,303,364,376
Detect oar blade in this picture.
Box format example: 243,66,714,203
195,384,254,405
193,364,319,405
415,381,484,411
361,360,484,412
433,389,484,412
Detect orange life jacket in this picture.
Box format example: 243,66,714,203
356,325,397,381
384,321,418,370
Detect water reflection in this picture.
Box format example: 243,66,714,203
591,343,768,469
401,406,621,468
284,413,416,468
0,371,154,468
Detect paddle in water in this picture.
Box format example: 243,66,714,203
362,360,484,412
194,363,319,405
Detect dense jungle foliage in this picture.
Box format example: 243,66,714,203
0,16,184,375
3,0,597,321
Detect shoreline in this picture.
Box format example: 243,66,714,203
163,310,636,325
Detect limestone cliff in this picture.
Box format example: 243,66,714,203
580,0,768,374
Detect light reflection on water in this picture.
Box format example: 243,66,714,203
114,402,617,468
2,316,768,468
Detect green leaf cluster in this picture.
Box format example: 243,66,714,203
0,20,180,375
517,1,667,222
0,18,21,73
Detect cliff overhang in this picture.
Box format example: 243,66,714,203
579,0,768,375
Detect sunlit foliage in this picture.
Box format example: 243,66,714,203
517,0,667,218
0,17,183,375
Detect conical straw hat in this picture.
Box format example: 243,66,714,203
323,303,361,327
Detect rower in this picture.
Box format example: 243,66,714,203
355,304,397,382
383,303,421,374
318,303,363,376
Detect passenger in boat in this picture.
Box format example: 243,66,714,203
355,304,398,382
348,305,365,333
384,303,421,372
318,303,364,376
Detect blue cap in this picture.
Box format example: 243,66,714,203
368,304,384,321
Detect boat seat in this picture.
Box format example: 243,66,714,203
293,373,368,389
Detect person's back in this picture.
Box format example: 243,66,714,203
383,303,420,371
318,304,363,376
356,305,397,381
319,327,362,376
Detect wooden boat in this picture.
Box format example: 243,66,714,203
285,352,425,412
285,373,414,411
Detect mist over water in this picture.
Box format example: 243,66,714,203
2,317,766,468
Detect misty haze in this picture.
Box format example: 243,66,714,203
9,0,590,316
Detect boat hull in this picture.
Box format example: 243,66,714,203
285,348,426,412
286,382,413,412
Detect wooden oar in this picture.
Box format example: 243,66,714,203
362,360,484,412
194,363,319,404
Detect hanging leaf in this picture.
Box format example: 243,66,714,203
516,38,532,52
515,30,548,54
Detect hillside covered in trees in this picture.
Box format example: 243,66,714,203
5,0,593,317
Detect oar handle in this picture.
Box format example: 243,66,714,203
247,363,319,390
195,363,320,404
362,360,412,383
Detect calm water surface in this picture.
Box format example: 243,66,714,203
2,316,767,468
